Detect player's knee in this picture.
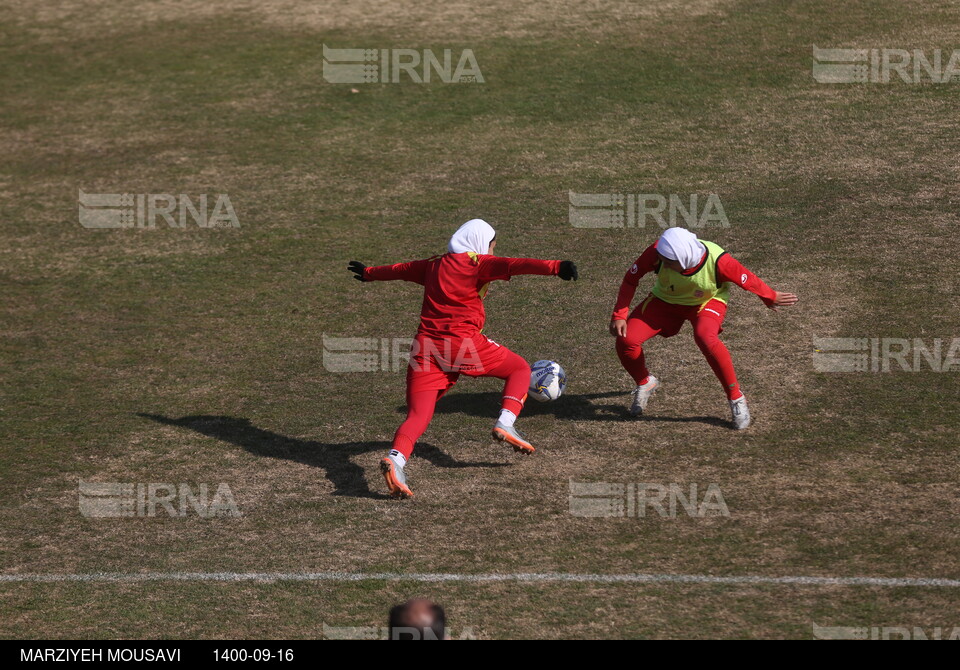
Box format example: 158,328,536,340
617,338,643,359
404,401,435,424
694,330,721,354
406,408,428,422
506,353,530,377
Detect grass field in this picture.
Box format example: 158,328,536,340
1,0,959,639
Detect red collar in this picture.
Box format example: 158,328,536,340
680,250,708,275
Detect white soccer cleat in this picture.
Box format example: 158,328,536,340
729,395,751,430
380,455,413,499
629,375,659,416
492,422,535,454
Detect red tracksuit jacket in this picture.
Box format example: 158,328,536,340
365,253,560,340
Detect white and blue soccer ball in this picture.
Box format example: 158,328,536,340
528,359,566,402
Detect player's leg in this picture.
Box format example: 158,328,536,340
615,300,659,386
616,296,677,415
485,350,536,454
690,300,740,398
459,336,536,454
691,300,749,429
381,340,457,498
381,387,438,499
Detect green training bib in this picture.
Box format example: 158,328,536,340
651,239,730,306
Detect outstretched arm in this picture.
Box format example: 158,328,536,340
717,254,798,310
610,243,658,336
477,256,577,282
348,259,430,285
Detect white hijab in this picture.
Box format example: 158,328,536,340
657,227,706,270
448,218,496,255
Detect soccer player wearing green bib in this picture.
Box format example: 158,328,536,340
610,227,798,429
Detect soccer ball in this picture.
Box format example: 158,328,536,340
528,360,566,402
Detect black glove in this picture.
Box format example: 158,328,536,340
558,260,578,281
347,260,368,282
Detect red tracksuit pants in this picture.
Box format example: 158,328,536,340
391,334,530,459
615,294,742,400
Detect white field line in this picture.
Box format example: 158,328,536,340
1,572,958,587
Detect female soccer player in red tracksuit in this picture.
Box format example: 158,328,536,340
348,219,578,498
610,227,797,429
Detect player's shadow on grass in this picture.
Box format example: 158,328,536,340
423,390,631,421
137,413,507,500
425,391,729,427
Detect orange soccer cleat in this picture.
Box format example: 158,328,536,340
380,456,414,499
492,423,536,454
